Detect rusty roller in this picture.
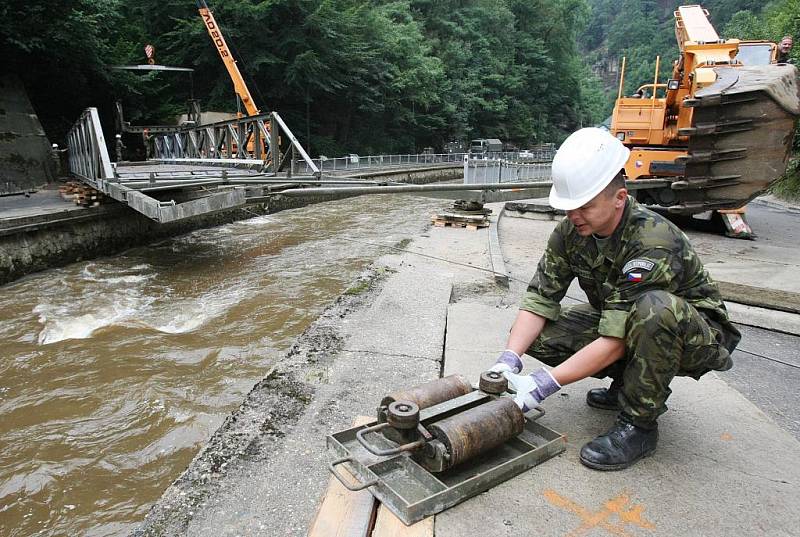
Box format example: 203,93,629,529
380,374,473,411
427,397,524,470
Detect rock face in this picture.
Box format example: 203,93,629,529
0,75,56,195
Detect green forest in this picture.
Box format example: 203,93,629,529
3,0,798,163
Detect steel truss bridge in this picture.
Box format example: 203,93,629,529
67,108,555,223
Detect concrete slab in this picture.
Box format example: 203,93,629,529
342,262,453,361
437,305,800,537
152,225,475,536
726,302,800,337
0,188,81,221
443,303,517,382
186,347,443,537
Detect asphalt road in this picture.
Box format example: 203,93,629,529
746,201,800,245
720,324,800,441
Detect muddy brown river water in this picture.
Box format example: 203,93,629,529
0,194,444,536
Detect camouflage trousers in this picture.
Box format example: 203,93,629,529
526,290,734,426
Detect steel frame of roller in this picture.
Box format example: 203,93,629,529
327,386,566,525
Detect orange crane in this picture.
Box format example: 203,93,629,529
197,0,260,118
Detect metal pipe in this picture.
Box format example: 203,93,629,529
136,180,225,192
115,179,223,188
272,181,553,197
380,375,474,414
226,179,384,185
117,176,383,185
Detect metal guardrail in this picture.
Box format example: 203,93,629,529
295,146,556,175
66,108,114,187
151,111,319,175
296,153,468,174
463,158,553,184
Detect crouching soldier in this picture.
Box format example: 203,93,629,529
490,127,741,470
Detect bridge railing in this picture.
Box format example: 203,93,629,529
151,111,319,175
66,107,113,186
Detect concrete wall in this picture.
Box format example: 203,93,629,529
0,75,55,194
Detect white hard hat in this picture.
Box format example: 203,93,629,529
549,127,630,210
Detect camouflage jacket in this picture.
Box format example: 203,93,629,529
521,196,740,351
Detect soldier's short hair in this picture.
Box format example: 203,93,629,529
602,170,626,197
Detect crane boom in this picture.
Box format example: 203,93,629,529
674,5,719,49
197,0,260,116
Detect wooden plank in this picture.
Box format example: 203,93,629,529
431,218,488,230
307,416,376,537
372,506,434,537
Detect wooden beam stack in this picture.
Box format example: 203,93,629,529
58,181,106,207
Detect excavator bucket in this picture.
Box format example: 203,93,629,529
666,64,800,213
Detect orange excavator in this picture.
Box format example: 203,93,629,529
610,4,800,238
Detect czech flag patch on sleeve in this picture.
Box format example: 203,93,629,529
622,258,653,284
626,272,643,282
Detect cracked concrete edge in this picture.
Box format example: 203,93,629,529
341,347,445,363
131,266,398,536
753,194,800,214
726,301,800,337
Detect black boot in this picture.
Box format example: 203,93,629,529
579,419,658,471
586,378,623,410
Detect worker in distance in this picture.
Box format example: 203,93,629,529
776,35,793,64
490,128,741,470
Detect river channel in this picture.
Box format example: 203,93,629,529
0,194,445,536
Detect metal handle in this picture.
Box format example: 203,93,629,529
356,422,427,457
328,457,377,491
526,406,546,421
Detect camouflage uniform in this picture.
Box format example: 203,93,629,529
521,196,741,426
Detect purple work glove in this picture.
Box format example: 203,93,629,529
505,368,561,412
489,349,523,375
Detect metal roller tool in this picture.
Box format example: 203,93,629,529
358,373,524,472
326,371,566,524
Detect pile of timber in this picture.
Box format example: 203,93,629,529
58,181,106,207
431,202,491,230
431,212,490,230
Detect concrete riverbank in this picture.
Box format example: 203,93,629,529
134,197,800,536
0,165,462,286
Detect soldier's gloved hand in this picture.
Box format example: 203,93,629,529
505,368,561,412
489,349,523,375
